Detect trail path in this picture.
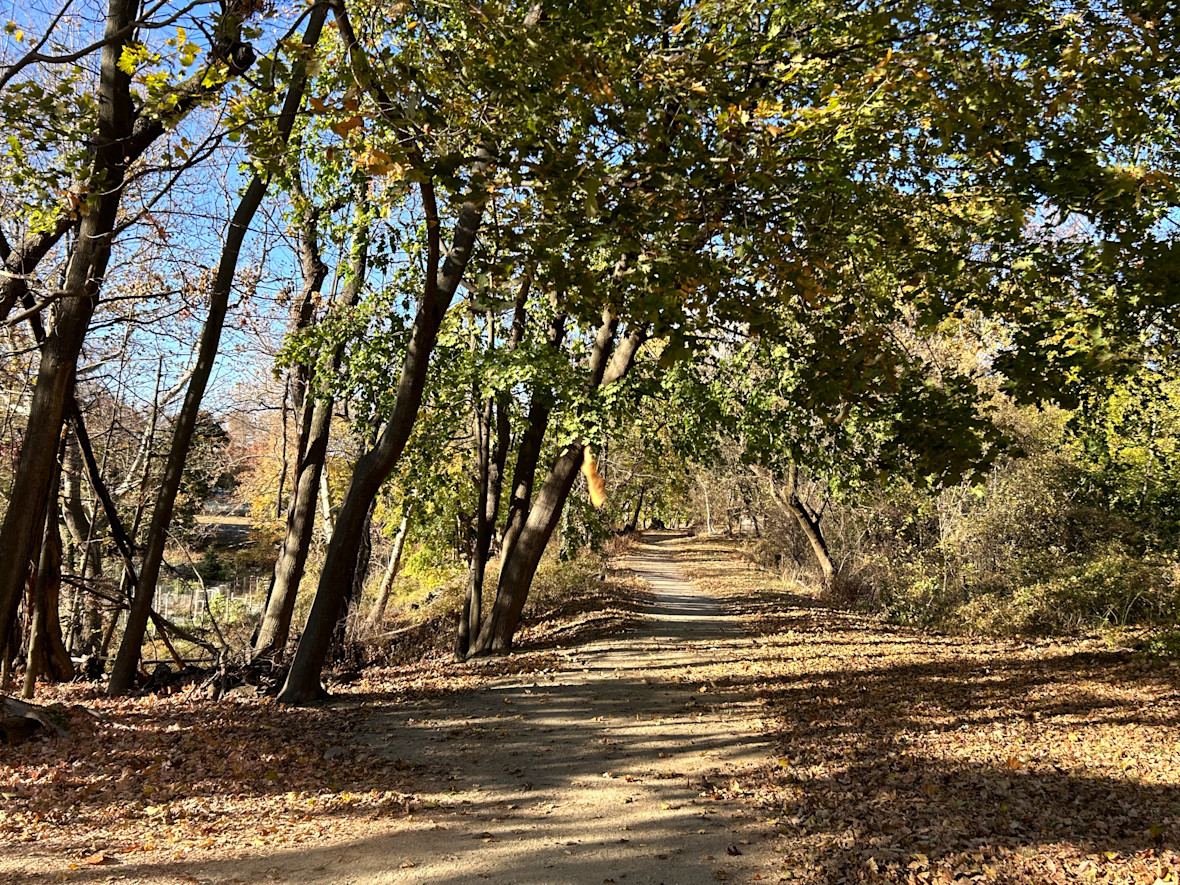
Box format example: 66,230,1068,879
326,536,776,884
315,535,776,884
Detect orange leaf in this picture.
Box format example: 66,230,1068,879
330,116,363,136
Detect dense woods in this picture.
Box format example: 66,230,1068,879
1,0,1178,709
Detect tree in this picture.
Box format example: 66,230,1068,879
107,4,331,693
253,172,373,662
0,0,265,666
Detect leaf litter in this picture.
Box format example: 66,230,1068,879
675,534,1180,884
3,538,1178,884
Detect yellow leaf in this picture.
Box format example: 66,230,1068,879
581,449,606,508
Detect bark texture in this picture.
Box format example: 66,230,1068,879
455,286,527,658
765,463,835,584
473,318,647,655
253,179,367,662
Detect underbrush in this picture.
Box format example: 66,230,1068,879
744,438,1180,641
362,538,648,665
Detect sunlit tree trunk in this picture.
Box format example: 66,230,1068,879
456,284,528,658
474,319,646,655
278,145,493,704
253,177,369,662
367,505,412,630
499,306,567,568
764,463,834,585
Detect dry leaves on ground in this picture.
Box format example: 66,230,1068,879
0,571,649,873
675,535,1180,885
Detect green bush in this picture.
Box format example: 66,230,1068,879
1137,628,1180,659
195,549,227,583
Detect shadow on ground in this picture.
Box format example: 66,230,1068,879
678,533,1180,882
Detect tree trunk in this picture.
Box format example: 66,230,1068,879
0,0,139,659
23,487,73,697
319,470,336,544
473,318,646,655
476,445,585,654
0,0,258,662
252,398,332,660
60,436,102,581
277,145,493,705
626,486,645,532
252,177,368,662
107,8,327,695
22,434,73,697
367,505,412,630
455,395,493,660
457,395,513,657
772,464,835,585
456,286,526,658
499,306,567,567
331,501,373,658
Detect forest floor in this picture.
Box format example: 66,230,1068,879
3,533,1180,884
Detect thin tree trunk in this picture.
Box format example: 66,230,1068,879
60,435,102,584
252,398,332,660
319,471,335,544
277,379,290,520
368,505,412,630
37,502,73,683
626,487,645,532
499,306,567,567
107,8,327,694
332,500,373,657
455,394,492,660
0,0,258,659
769,464,835,584
23,495,72,697
252,178,367,662
23,435,72,697
22,485,51,699
456,285,526,657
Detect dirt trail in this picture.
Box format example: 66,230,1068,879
314,535,776,884
322,537,776,884
6,535,776,885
